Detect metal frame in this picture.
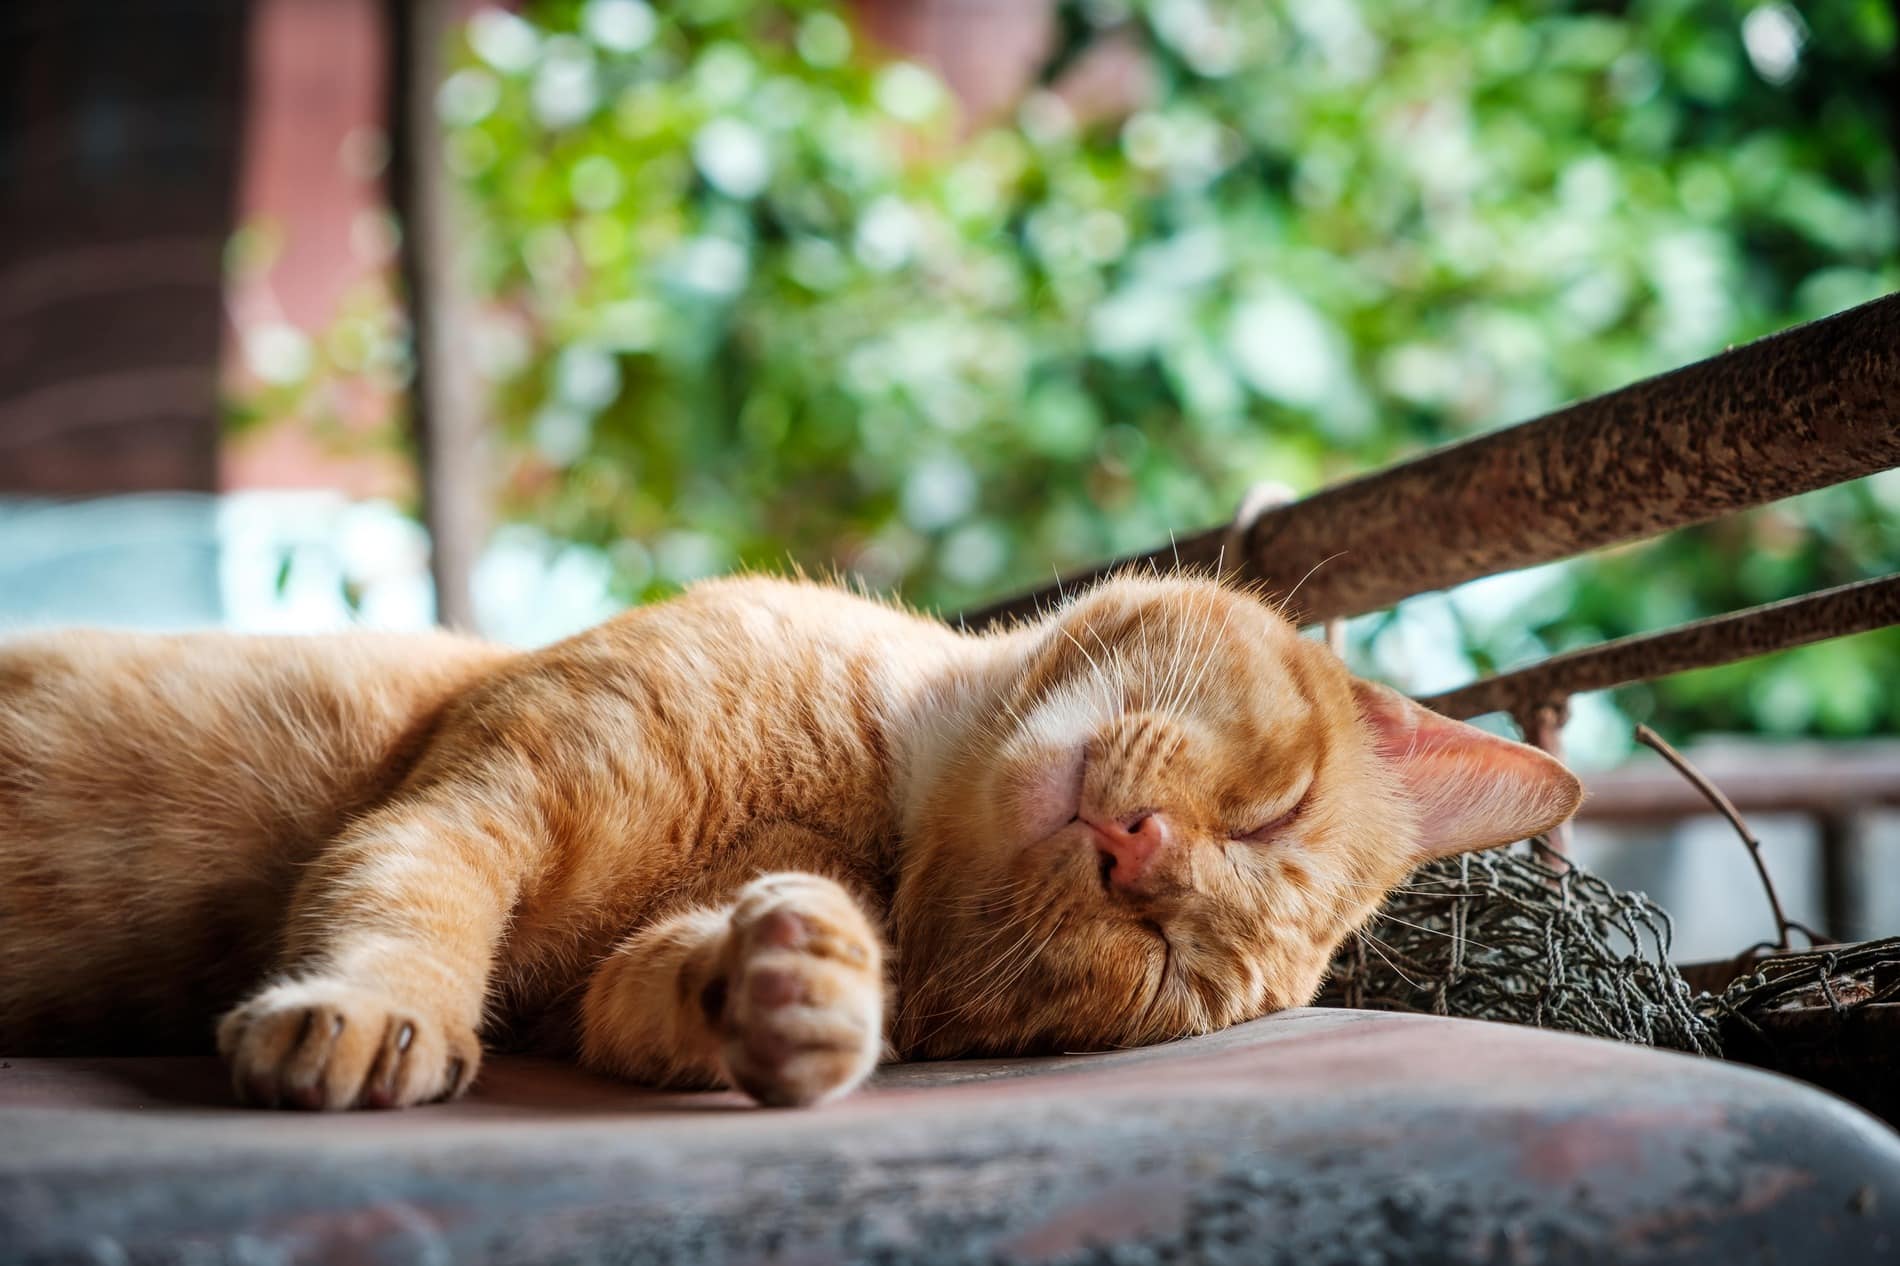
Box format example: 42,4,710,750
1421,573,1900,722
965,293,1900,728
968,291,1900,631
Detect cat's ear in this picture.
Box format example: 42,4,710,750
1349,679,1583,860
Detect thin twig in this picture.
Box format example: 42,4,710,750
1633,724,1791,952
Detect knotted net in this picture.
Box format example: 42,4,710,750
1319,840,1723,1055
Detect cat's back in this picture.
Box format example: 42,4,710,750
0,627,510,843
0,626,511,1050
635,574,948,641
555,576,968,738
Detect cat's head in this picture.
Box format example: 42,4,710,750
893,574,1581,1058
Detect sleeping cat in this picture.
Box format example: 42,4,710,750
0,574,1580,1109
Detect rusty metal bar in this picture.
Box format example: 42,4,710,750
966,292,1900,629
1419,574,1900,721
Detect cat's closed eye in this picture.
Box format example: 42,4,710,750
1236,783,1312,844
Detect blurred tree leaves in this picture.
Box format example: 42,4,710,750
433,0,1897,740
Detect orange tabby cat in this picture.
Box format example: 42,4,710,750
0,574,1579,1108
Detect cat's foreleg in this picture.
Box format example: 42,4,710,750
580,872,886,1106
218,785,537,1110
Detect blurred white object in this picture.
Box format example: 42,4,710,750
0,492,621,649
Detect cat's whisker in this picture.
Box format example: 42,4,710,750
944,901,1042,959
963,909,1071,1023
939,886,1051,969
944,888,1063,1001
1298,866,1489,961
1056,626,1105,683
1272,550,1348,622
1057,628,1124,728
948,874,1030,899
1363,911,1495,954
1162,594,1210,716
1168,580,1227,718
1145,596,1189,719
1165,598,1234,722
1353,929,1427,991
1132,921,1176,1037
945,880,1041,915
904,894,1061,1041
1313,872,1467,899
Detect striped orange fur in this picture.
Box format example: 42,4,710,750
0,575,1579,1107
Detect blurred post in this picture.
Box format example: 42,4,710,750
1819,815,1860,942
385,0,484,630
0,1,246,495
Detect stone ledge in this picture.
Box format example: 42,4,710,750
5,1008,1898,1264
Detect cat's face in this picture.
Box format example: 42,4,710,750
894,575,1580,1058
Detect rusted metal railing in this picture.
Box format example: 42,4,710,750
1420,574,1900,722
969,292,1900,630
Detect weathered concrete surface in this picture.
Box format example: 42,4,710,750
4,1008,1898,1265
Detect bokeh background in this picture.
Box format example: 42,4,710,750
3,0,1897,957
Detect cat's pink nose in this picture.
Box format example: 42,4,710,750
1086,811,1169,892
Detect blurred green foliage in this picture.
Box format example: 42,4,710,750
439,0,1897,743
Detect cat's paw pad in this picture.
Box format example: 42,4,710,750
217,979,480,1111
709,874,884,1107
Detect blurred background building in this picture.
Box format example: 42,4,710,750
3,0,1897,958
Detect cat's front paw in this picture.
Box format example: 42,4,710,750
708,873,885,1107
217,979,480,1110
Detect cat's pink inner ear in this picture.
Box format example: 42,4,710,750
1350,679,1584,859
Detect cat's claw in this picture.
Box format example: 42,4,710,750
217,978,479,1110
709,874,884,1107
